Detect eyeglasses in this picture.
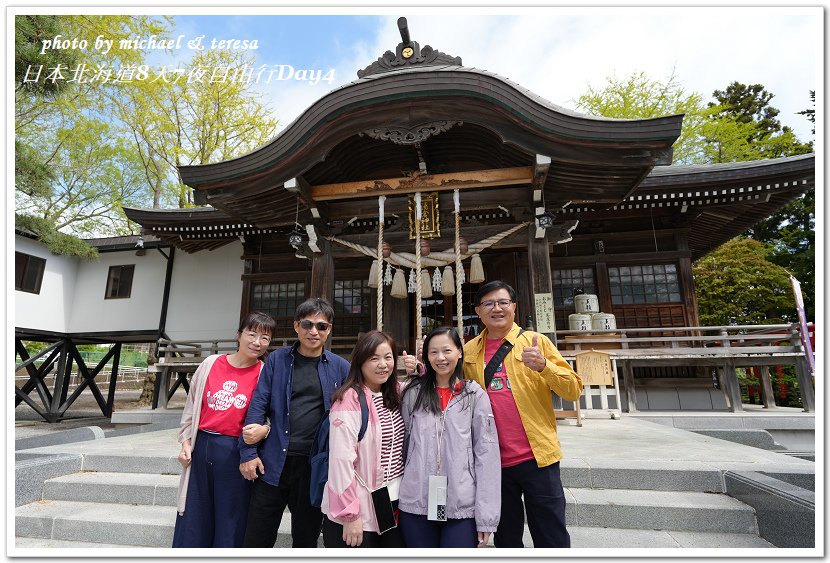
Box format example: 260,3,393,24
299,320,331,332
477,299,514,310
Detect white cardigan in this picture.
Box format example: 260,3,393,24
175,354,236,514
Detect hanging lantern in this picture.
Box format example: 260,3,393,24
459,235,469,255
382,241,392,259
384,262,393,286
470,254,485,284
419,239,431,257
432,268,443,292
391,268,408,299
407,269,417,293
441,266,456,296
420,269,433,299
368,260,379,288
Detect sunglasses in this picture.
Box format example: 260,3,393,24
299,320,331,332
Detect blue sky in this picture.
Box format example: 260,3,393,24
142,9,821,142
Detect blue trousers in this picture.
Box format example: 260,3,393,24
495,460,569,548
172,431,252,547
398,511,478,547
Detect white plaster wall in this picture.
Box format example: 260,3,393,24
68,248,167,334
165,241,244,341
15,236,78,333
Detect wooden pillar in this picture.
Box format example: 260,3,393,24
789,326,815,412
794,357,815,412
757,365,776,409
675,232,700,327
105,342,122,417
621,360,638,413
382,288,409,350
310,240,334,302
722,360,743,413
49,338,71,423
528,227,556,345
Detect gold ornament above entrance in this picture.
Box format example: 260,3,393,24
408,192,440,239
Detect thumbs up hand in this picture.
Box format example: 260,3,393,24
402,350,419,376
521,334,546,372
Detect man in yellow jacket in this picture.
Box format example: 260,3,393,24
463,280,583,548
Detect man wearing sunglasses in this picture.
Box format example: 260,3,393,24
463,280,583,548
239,297,350,548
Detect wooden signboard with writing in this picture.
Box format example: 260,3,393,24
575,350,614,386
533,292,554,333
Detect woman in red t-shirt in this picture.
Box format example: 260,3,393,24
172,311,276,548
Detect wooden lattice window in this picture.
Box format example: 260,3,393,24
333,279,372,336
553,268,597,307
252,282,306,318
609,264,681,305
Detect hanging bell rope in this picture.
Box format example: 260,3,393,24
376,196,385,331
326,222,530,269
454,189,464,336
414,192,423,348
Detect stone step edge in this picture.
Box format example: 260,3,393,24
13,526,774,550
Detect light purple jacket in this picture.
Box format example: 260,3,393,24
399,380,501,532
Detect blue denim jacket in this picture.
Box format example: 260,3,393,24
238,342,350,488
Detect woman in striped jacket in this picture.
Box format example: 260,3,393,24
320,330,406,548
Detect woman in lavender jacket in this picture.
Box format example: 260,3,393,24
399,327,501,548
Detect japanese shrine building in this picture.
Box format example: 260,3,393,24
16,22,815,416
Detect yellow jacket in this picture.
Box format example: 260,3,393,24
463,323,583,467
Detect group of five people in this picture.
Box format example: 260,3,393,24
172,280,583,549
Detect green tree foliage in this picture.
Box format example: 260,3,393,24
702,82,812,162
797,90,815,135
14,14,278,254
15,15,79,97
746,190,815,320
693,238,795,326
575,74,814,324
575,70,708,164
15,214,98,260
112,48,279,208
707,84,815,320
16,115,146,237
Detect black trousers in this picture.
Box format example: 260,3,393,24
495,460,570,548
322,513,405,548
243,455,323,548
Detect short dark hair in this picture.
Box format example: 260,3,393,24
238,311,276,336
475,280,517,306
294,297,335,323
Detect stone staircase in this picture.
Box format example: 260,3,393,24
15,443,774,549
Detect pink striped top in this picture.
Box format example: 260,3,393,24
372,392,405,483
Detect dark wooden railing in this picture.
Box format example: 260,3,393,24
555,323,814,413
151,335,361,408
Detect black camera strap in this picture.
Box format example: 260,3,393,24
483,329,524,390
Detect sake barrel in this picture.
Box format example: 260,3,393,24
591,312,617,332
574,293,599,313
568,313,592,332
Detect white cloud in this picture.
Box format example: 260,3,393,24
263,9,818,143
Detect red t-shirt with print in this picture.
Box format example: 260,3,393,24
198,354,261,437
484,338,535,467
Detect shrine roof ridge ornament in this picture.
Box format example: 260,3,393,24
357,17,462,78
